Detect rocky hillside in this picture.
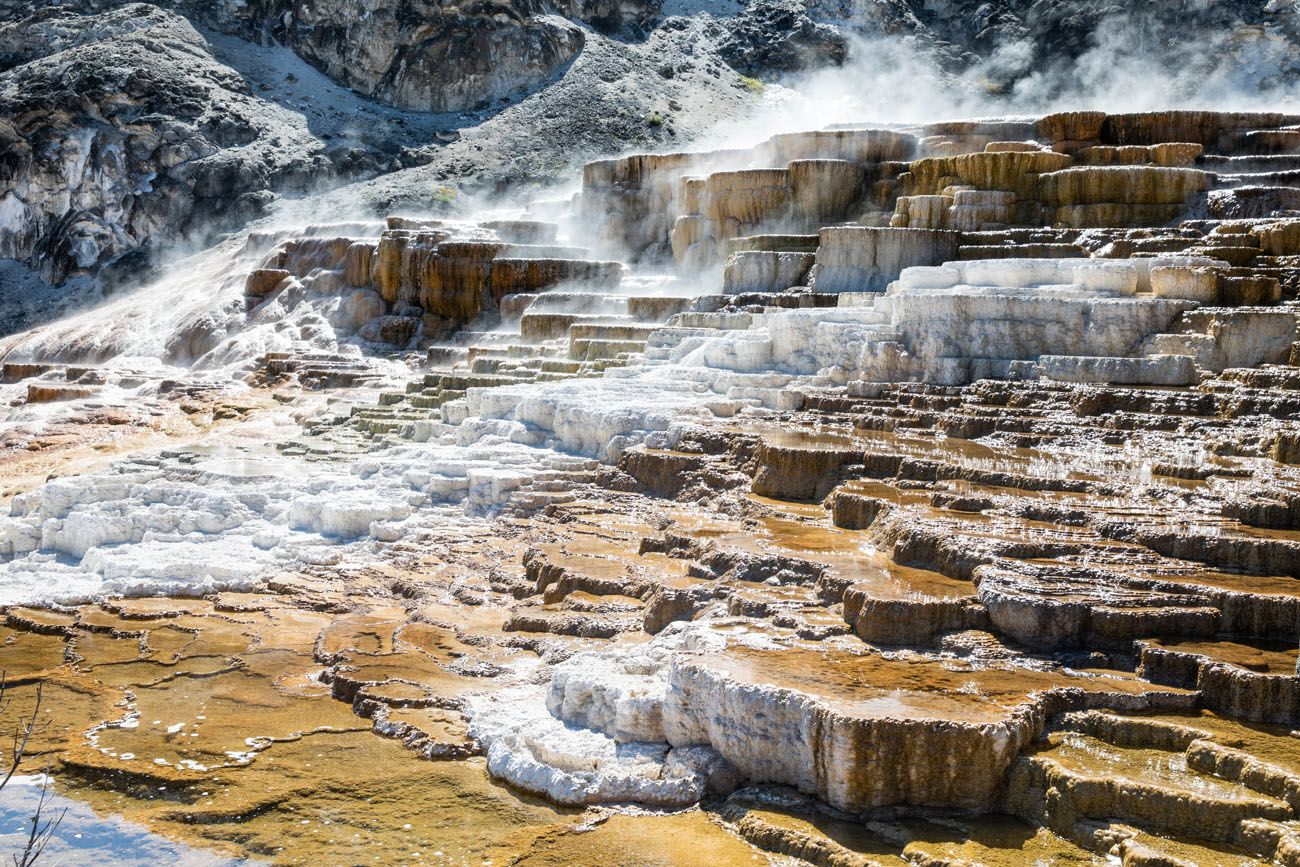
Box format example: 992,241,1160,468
0,0,763,325
1,0,1298,333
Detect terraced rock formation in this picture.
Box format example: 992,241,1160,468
2,109,1300,863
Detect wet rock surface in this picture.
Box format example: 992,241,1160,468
3,108,1300,863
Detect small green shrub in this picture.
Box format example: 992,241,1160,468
648,111,664,127
432,184,458,207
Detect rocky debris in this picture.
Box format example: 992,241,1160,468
717,0,847,75
256,0,586,113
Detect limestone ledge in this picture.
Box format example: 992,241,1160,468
515,622,1195,813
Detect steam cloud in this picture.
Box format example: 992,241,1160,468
700,5,1300,150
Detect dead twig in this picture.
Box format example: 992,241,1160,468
12,769,64,867
0,676,64,866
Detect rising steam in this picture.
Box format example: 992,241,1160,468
699,5,1300,150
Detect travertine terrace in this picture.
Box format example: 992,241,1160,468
4,109,1300,864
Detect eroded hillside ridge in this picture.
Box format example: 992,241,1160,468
3,107,1300,862
3,0,1299,326
0,0,751,313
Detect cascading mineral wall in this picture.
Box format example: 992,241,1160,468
5,108,1300,865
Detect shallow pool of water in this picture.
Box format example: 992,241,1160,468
0,776,258,866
